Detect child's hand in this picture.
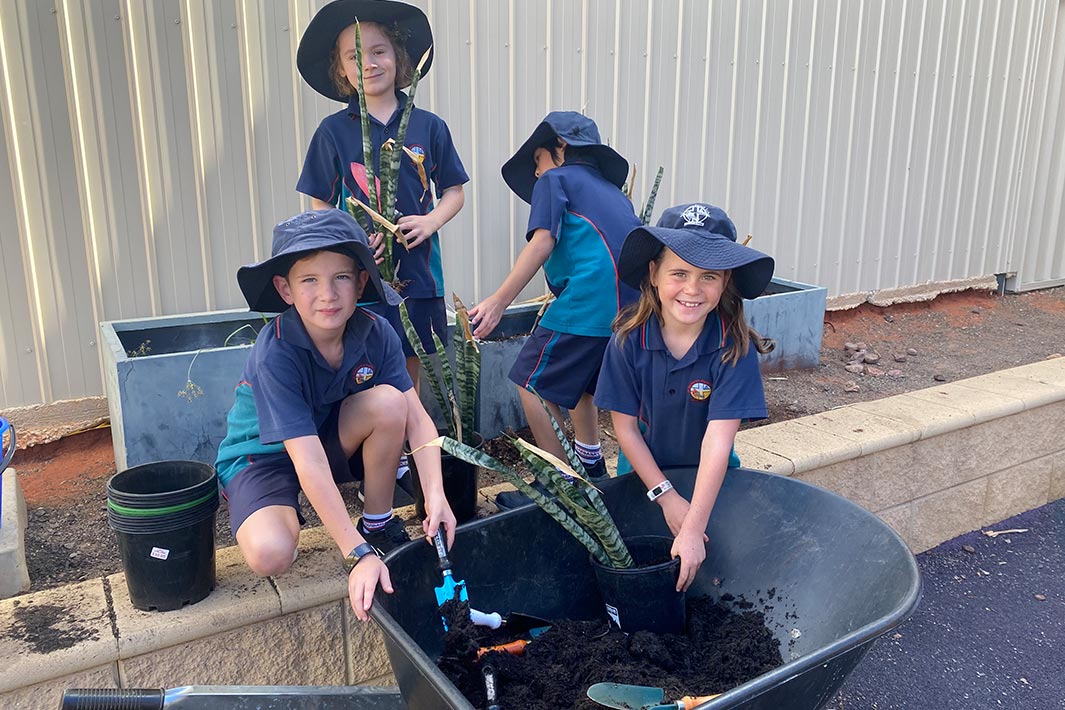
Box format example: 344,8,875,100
469,296,505,339
671,528,707,592
369,232,386,265
348,555,393,622
421,494,457,549
396,214,439,249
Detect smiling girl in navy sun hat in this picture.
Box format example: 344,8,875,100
594,202,776,592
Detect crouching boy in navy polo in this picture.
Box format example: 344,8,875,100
215,210,456,620
469,112,641,510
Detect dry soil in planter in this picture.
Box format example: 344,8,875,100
439,596,783,709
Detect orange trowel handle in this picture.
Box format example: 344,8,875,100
678,694,721,709
476,639,529,660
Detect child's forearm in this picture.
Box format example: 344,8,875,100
286,436,363,554
310,196,334,211
685,420,741,534
405,394,446,500
611,412,667,489
425,185,465,233
490,229,555,305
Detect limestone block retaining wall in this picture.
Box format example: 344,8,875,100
2,358,1063,709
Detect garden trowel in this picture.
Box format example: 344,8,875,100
432,528,467,628
469,608,552,636
587,682,719,710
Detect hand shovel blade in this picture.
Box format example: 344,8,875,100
587,682,663,710
432,529,468,608
587,683,720,710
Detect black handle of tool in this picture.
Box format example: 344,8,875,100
482,663,501,710
433,528,452,572
60,688,164,709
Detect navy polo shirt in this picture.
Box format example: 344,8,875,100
527,164,640,337
594,312,767,469
297,92,469,299
214,307,412,487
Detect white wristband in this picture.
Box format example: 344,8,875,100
646,479,674,501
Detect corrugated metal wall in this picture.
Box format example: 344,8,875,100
2,0,1064,407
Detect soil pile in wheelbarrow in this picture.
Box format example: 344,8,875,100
439,596,783,709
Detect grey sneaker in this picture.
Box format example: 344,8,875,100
357,516,411,554
494,480,555,511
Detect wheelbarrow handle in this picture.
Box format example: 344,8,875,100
0,417,14,475
476,638,529,660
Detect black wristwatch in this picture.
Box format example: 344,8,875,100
343,543,381,574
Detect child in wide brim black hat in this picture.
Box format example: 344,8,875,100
295,0,469,405
595,203,776,592
470,111,641,511
217,209,457,622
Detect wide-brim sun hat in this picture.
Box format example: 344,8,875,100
501,111,629,204
297,0,433,103
238,209,402,313
619,203,775,300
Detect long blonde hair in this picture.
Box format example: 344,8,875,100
613,251,775,366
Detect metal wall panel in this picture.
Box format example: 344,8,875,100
1,0,1063,407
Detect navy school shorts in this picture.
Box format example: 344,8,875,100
508,326,610,410
363,297,447,358
222,402,364,536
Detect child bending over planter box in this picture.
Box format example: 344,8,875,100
595,203,776,592
215,210,456,620
469,112,641,510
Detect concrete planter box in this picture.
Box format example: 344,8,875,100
420,302,541,440
746,277,828,371
100,310,266,470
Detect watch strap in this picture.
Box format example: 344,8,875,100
646,479,674,501
344,542,380,574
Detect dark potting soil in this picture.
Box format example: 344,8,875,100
5,601,101,654
438,596,783,709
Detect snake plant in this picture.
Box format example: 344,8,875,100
413,390,634,569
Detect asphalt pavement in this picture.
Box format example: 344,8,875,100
831,497,1064,709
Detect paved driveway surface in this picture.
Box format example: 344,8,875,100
831,497,1064,709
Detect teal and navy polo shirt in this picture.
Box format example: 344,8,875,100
214,307,412,487
594,312,767,470
296,92,469,300
527,163,641,337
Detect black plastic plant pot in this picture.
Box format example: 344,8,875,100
412,432,484,525
371,467,922,710
106,460,219,611
591,534,685,634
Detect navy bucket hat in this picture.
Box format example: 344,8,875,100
619,203,775,300
501,111,629,204
238,210,402,313
297,0,433,102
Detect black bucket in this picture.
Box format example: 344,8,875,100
106,460,219,612
590,535,685,634
413,432,483,525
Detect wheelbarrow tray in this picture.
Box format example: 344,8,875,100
371,467,922,710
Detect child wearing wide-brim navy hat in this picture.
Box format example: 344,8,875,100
237,209,401,313
618,203,775,300
296,0,433,102
501,111,629,204
596,202,776,592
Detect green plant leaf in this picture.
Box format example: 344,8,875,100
399,302,454,437
415,436,611,565
640,166,664,225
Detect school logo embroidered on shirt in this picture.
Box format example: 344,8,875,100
688,380,712,401
354,365,374,384
681,204,713,226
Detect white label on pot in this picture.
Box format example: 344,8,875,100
150,547,170,560
605,603,620,629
